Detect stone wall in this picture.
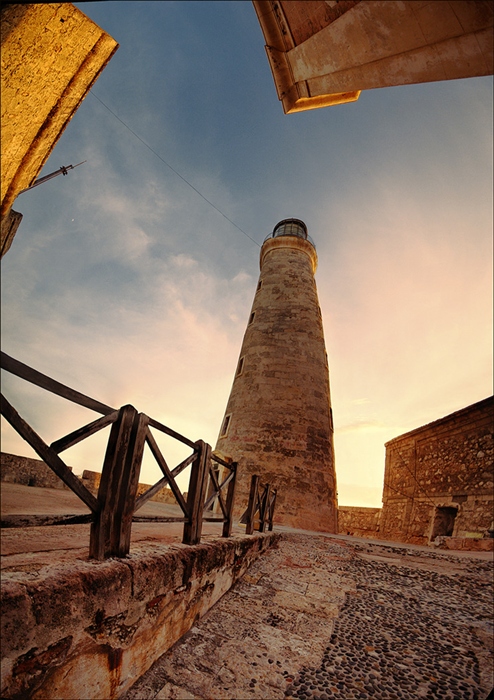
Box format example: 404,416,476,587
1,3,118,247
380,397,494,545
81,470,181,504
433,536,494,552
337,506,381,539
1,533,280,699
0,454,184,505
0,208,22,257
0,453,71,490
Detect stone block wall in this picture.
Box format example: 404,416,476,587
0,208,22,257
81,470,182,504
0,453,71,490
1,3,117,249
1,533,280,699
0,454,185,505
380,397,494,545
337,506,381,539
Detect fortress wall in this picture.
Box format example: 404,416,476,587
1,532,280,699
380,397,494,545
0,452,71,490
81,469,181,504
0,454,182,504
337,506,381,539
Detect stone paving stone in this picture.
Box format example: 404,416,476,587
122,534,493,700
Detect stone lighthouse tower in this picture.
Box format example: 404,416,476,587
215,219,337,532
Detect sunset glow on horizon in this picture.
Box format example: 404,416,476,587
1,2,492,508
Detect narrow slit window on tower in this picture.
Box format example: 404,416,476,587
249,312,255,325
220,414,231,437
256,280,263,292
236,357,245,376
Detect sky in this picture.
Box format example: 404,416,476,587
1,1,492,507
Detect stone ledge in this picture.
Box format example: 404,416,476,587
433,536,494,552
0,532,280,699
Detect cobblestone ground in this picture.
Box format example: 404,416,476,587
122,535,493,700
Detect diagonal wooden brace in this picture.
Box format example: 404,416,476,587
1,392,99,512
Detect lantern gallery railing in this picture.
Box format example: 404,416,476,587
0,352,237,559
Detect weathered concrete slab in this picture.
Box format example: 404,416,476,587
123,534,494,700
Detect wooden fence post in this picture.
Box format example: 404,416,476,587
222,462,237,538
89,406,148,560
245,474,260,535
268,489,277,531
183,440,210,545
259,484,270,533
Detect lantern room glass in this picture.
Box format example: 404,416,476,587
272,218,308,240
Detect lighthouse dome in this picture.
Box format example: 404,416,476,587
272,218,307,239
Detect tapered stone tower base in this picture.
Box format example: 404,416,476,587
215,219,337,532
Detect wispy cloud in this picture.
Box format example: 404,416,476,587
1,4,491,507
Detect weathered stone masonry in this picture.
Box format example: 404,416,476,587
337,506,381,539
380,396,493,545
1,3,118,253
0,533,279,699
215,220,338,532
0,453,182,505
0,453,72,491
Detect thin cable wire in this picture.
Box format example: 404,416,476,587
89,90,261,248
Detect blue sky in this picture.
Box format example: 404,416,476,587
1,1,492,506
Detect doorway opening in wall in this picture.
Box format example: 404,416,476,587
430,506,457,540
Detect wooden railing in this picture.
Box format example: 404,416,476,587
0,352,237,559
244,474,277,534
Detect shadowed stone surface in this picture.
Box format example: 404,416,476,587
123,534,493,700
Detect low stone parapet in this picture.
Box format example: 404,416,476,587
1,532,280,699
0,454,184,505
0,453,71,490
337,506,381,538
433,536,494,551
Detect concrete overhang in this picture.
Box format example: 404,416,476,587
253,0,493,114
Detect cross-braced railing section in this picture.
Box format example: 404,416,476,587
0,352,116,543
244,474,277,534
0,352,238,559
128,429,237,544
130,418,212,546
203,454,237,538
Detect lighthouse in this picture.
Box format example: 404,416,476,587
215,219,338,532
